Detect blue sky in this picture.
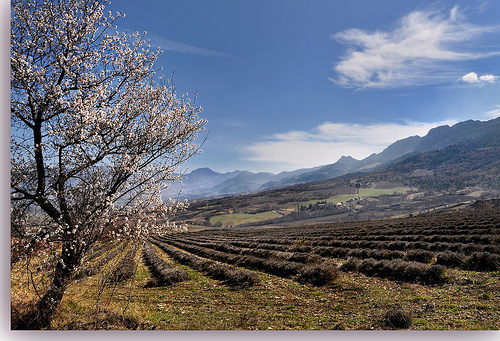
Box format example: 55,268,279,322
107,0,500,174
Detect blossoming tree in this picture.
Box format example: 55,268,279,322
11,0,206,327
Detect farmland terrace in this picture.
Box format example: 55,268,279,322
11,203,500,330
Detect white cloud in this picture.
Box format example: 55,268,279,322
461,72,498,84
479,74,498,83
331,6,500,89
244,120,457,170
462,72,479,83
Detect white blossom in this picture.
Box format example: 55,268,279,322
11,0,206,274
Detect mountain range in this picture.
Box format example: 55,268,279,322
162,117,500,200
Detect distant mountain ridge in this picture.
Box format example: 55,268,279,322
162,117,500,200
263,117,500,188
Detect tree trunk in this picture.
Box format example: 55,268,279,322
24,249,80,329
38,264,72,326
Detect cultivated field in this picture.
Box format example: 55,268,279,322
11,205,500,330
209,211,282,227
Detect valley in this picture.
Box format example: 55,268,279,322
167,118,500,229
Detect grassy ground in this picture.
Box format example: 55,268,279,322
11,242,500,330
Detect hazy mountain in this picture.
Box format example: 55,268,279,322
162,168,244,200
259,155,360,190
274,165,324,180
162,168,316,200
163,117,499,200
212,171,275,195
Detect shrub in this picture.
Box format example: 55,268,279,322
435,251,463,268
386,241,408,251
145,268,191,288
370,249,404,260
236,255,263,269
358,258,378,276
339,258,360,272
448,243,462,252
422,264,446,285
404,250,434,264
401,262,427,283
288,252,322,264
315,247,347,258
461,252,500,272
347,248,370,258
372,259,392,277
205,263,228,280
429,242,451,252
412,241,429,250
265,259,301,278
483,245,500,254
460,243,483,255
379,309,411,329
223,269,260,289
288,245,312,253
298,264,339,286
391,261,409,280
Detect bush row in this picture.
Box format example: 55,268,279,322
150,237,260,289
171,236,323,265
83,240,122,263
340,257,446,285
312,239,500,255
182,225,499,257
332,232,498,244
203,226,499,246
142,241,191,287
160,237,303,278
176,232,500,273
74,239,128,280
109,240,139,283
187,208,500,245
158,237,338,286
460,252,500,271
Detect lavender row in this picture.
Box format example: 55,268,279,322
157,236,338,286
142,241,191,287
149,237,260,289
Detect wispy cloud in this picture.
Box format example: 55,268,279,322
330,6,500,89
486,105,500,119
244,120,456,170
146,32,233,58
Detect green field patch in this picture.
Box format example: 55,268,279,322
359,187,411,197
197,205,217,210
210,211,281,226
300,186,411,207
301,194,355,207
